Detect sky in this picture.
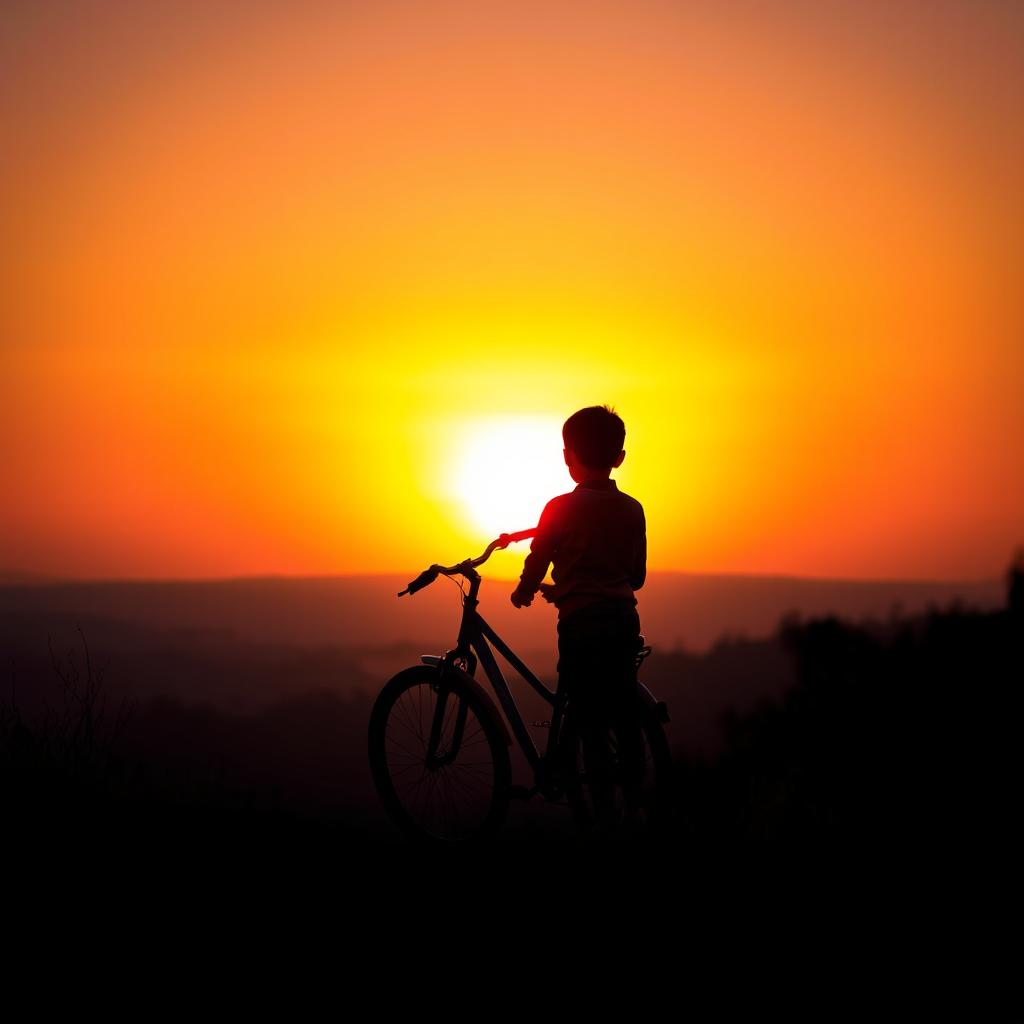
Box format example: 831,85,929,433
2,0,1022,583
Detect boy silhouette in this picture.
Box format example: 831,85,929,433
510,405,647,833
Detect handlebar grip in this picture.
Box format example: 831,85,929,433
496,528,536,549
398,567,439,597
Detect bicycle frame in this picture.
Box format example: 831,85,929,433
420,563,567,785
398,531,667,800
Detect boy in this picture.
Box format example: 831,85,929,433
510,405,647,833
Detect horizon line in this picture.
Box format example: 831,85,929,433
0,567,1004,589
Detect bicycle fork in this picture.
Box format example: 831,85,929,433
424,677,469,770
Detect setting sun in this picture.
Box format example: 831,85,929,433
450,417,570,538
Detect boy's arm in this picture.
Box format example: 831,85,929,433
511,498,562,607
630,510,647,591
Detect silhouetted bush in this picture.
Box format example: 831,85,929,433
0,623,401,850
672,574,1023,850
1,626,140,835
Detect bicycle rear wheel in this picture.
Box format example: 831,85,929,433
558,695,674,837
368,665,512,843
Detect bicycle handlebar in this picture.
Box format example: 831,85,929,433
397,528,537,597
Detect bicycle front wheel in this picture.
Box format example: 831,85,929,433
368,665,512,843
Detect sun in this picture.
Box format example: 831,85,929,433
450,416,570,537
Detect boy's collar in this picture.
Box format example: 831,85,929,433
575,478,618,491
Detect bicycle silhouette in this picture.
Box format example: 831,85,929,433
367,529,674,842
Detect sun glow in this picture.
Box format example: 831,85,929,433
450,417,571,539
2,3,1020,582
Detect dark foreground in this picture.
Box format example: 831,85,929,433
5,590,1021,863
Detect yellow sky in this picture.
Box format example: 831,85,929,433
2,0,1022,581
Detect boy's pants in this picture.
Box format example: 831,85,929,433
556,598,645,815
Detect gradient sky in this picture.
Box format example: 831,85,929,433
2,0,1022,582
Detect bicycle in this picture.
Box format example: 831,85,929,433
367,529,674,843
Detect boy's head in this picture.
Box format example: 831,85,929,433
562,405,626,477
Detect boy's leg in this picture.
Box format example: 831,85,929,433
611,674,645,813
557,614,617,819
606,611,645,813
558,606,642,821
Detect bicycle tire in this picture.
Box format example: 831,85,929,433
558,692,675,838
368,664,512,843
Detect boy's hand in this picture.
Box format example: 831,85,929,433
510,585,533,608
538,583,556,603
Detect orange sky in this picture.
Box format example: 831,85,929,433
2,0,1022,582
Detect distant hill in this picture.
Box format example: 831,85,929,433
0,570,1002,654
0,570,66,585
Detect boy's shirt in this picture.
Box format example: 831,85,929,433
517,478,646,619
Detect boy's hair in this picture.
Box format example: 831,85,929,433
562,405,626,471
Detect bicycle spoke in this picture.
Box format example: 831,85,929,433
383,730,424,761
392,693,425,743
442,765,492,800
